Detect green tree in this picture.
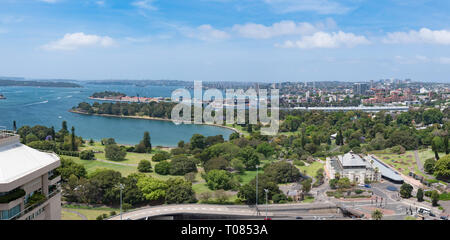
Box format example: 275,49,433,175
424,158,436,174
105,144,127,161
237,174,281,204
301,178,312,194
80,150,95,160
137,160,152,173
152,151,171,162
136,176,168,202
169,155,197,175
337,178,351,189
423,108,443,125
238,146,260,170
371,209,383,220
190,134,206,149
263,161,301,184
154,161,171,175
431,191,440,207
56,158,87,181
417,188,424,202
434,154,450,180
256,142,274,158
165,178,196,204
231,158,246,174
205,170,235,190
400,183,413,198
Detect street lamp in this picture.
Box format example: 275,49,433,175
117,183,125,220
256,164,259,215
264,189,269,220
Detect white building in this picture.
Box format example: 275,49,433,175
0,130,61,220
326,151,381,184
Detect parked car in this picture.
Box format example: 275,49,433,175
296,216,303,220
440,216,448,220
364,184,371,188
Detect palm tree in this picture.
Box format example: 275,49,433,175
372,209,383,220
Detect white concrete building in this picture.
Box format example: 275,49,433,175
326,151,381,184
0,130,61,220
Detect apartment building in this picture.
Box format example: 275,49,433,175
0,129,61,220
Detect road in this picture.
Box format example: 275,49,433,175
109,203,342,220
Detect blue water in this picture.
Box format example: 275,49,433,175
0,83,233,147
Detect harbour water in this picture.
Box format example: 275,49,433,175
0,83,233,146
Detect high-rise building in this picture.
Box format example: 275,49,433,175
353,83,369,95
0,129,61,220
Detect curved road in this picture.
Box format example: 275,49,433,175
108,203,339,220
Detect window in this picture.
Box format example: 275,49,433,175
0,204,21,220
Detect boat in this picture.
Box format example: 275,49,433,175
0,94,6,99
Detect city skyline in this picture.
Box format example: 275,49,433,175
1,0,450,82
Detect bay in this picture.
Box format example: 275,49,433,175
0,83,233,147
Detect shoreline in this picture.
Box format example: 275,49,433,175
69,109,241,134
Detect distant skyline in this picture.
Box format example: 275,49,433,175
1,0,450,82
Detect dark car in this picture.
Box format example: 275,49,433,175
296,216,303,220
440,216,448,220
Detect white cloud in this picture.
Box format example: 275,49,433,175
438,57,450,64
132,0,157,11
277,31,370,49
263,0,351,14
231,21,317,39
183,25,230,41
383,28,450,45
42,32,116,51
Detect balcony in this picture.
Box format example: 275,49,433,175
5,188,60,220
0,188,26,204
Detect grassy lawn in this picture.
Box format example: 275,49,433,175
301,196,315,203
80,142,169,165
297,162,324,178
62,206,119,220
192,182,213,194
61,209,83,220
67,156,139,176
417,149,446,165
373,151,417,176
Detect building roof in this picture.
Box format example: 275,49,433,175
0,136,60,184
338,152,368,168
367,155,403,182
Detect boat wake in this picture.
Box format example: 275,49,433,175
24,100,49,106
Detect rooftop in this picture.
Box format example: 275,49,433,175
338,152,369,168
0,130,60,184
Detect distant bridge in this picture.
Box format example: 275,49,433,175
284,106,410,112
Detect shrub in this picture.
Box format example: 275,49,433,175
152,151,171,162
272,194,287,203
137,160,152,173
293,160,305,166
155,161,171,175
0,188,26,203
105,144,127,161
391,145,406,154
170,156,197,176
80,150,95,160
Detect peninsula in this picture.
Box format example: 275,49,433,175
89,91,165,103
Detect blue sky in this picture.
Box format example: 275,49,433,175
1,0,450,82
